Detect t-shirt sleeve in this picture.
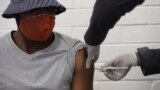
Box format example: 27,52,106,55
67,39,86,73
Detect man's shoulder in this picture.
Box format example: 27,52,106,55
55,32,73,41
55,32,84,47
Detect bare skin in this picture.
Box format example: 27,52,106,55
72,48,94,90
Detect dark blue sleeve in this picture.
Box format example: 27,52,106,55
84,0,144,46
137,47,160,76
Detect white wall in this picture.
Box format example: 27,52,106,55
0,0,160,90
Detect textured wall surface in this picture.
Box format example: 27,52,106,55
0,0,160,90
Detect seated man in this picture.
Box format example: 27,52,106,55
0,0,94,90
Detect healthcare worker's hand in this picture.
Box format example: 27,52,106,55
101,52,138,81
86,44,100,69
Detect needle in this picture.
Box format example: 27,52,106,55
102,67,128,69
96,67,128,72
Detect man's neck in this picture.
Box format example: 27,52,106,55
12,31,54,54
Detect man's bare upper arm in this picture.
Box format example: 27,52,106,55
72,48,94,90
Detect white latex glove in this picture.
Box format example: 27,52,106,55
101,52,138,81
86,44,100,69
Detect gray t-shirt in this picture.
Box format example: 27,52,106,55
0,31,85,90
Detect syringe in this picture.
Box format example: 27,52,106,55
96,67,128,72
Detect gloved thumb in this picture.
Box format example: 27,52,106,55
101,61,113,69
86,57,92,69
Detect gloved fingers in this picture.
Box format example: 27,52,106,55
103,70,122,81
85,52,99,69
85,57,94,69
103,67,131,81
104,69,121,81
114,67,131,80
93,54,99,63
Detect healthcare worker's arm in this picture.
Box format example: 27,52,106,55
101,47,160,81
85,0,145,46
72,48,94,90
85,0,145,69
137,47,160,76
